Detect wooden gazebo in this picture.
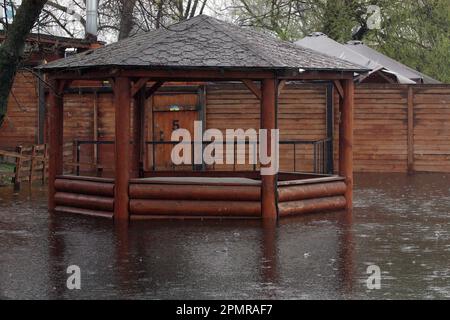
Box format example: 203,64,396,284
38,15,368,222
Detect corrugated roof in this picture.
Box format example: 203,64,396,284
345,41,441,84
295,33,440,84
38,15,368,73
296,32,382,71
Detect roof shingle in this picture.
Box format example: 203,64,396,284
39,15,369,73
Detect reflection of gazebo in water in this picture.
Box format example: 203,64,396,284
38,15,368,222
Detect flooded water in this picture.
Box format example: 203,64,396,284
0,173,449,300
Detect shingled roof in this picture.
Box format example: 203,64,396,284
39,15,369,73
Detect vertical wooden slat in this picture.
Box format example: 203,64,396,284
48,79,64,211
339,79,354,209
326,82,334,174
43,143,49,184
37,69,46,144
261,78,278,220
93,91,99,166
132,87,144,178
199,85,207,171
14,146,23,191
407,86,415,173
29,145,36,183
144,95,152,172
140,89,146,174
114,77,131,222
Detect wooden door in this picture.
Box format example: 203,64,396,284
146,89,202,171
153,110,198,170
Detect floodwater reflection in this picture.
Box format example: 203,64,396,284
1,173,450,299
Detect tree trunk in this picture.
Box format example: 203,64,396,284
0,0,47,127
118,0,137,40
155,0,164,29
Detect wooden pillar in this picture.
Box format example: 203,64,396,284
48,79,64,212
261,79,278,220
132,88,144,178
407,86,414,174
339,79,354,209
261,219,278,284
114,77,131,222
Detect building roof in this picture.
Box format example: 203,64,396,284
38,15,368,73
345,41,441,84
0,31,101,50
295,32,382,71
296,33,440,84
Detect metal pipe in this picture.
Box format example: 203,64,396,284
86,0,98,39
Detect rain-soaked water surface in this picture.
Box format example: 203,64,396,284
0,173,449,299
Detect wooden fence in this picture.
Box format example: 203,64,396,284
0,142,100,189
351,84,450,172
0,73,449,174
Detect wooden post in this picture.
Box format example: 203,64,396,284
114,77,131,222
37,69,46,144
339,79,354,209
407,86,414,174
261,219,278,283
48,79,64,212
326,82,334,174
261,78,278,220
93,91,99,166
132,88,144,178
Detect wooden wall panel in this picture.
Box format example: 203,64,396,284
205,83,329,172
351,84,408,173
278,83,327,172
0,71,38,149
413,86,450,172
63,93,95,167
97,93,115,171
206,83,260,171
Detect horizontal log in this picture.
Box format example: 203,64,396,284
55,192,114,211
131,215,260,221
278,182,347,202
55,178,114,197
130,199,261,217
130,184,260,201
55,206,113,219
56,175,114,183
278,196,347,217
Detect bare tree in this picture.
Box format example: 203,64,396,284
4,0,210,42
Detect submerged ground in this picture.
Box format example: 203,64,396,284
0,173,449,299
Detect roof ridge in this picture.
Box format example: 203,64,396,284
118,16,213,65
203,17,277,67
